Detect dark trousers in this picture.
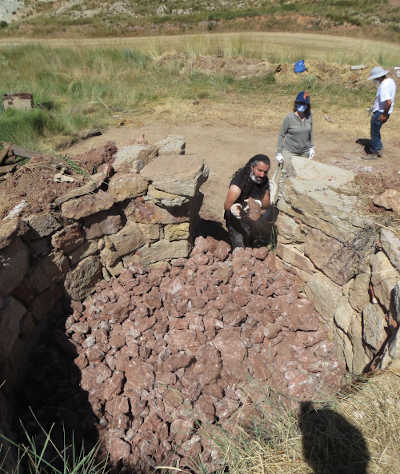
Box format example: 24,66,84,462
370,111,389,153
225,206,278,249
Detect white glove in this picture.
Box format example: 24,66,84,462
230,203,243,219
276,153,284,164
308,147,315,160
254,199,262,208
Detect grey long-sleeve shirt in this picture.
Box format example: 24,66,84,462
277,112,313,154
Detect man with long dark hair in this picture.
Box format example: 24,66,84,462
224,154,276,249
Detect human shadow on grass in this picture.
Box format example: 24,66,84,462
299,401,370,474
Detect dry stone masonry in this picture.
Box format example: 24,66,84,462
0,136,206,422
275,157,400,373
1,143,400,471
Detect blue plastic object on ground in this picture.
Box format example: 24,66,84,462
294,60,307,74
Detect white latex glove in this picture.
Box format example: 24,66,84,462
230,203,243,219
308,147,315,160
275,153,284,164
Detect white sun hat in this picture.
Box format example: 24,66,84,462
368,66,389,80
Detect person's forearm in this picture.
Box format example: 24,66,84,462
383,100,391,115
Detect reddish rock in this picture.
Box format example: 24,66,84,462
109,437,131,463
65,234,345,471
51,223,84,254
103,372,124,399
125,360,154,394
170,419,194,443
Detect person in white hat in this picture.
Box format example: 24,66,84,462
362,66,396,159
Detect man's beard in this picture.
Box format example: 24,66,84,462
250,171,265,184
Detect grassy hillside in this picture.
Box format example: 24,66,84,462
2,0,400,41
1,34,399,152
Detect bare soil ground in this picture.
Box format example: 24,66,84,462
66,111,400,225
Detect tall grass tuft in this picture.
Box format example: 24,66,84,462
0,411,109,474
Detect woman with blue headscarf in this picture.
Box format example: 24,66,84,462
275,91,314,175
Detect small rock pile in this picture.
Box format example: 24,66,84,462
67,237,345,472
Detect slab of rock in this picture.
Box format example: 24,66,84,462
370,251,399,310
362,303,387,351
334,301,355,334
138,224,160,242
276,213,304,244
0,296,27,357
304,227,375,286
108,173,148,203
53,170,108,207
51,223,84,254
305,273,343,323
135,240,190,265
389,328,400,360
392,282,400,323
61,191,114,220
381,228,400,273
0,238,29,296
125,198,187,225
279,158,374,242
165,223,190,241
141,155,208,197
155,135,185,155
64,256,102,300
25,213,61,239
350,315,370,374
69,240,98,266
112,145,157,173
0,218,20,250
147,185,189,207
83,211,122,240
348,271,371,313
101,222,146,267
373,189,400,215
276,243,315,275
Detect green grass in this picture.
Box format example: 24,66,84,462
0,412,109,474
0,38,397,152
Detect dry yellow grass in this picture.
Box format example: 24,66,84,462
208,371,400,473
1,32,399,65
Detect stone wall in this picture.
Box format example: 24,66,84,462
275,157,400,373
0,139,208,391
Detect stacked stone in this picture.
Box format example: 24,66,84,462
67,236,345,472
0,137,206,385
275,157,400,373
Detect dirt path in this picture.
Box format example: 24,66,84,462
67,115,400,224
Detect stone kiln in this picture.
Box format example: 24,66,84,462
1,146,400,471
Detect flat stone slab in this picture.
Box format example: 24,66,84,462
280,157,375,241
141,155,208,198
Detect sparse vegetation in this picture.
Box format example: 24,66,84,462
201,371,400,473
0,413,109,474
4,0,400,41
1,35,399,151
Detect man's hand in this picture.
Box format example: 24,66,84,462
275,153,284,164
230,203,243,219
379,113,389,123
308,146,315,160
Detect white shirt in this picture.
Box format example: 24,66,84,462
373,77,396,114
